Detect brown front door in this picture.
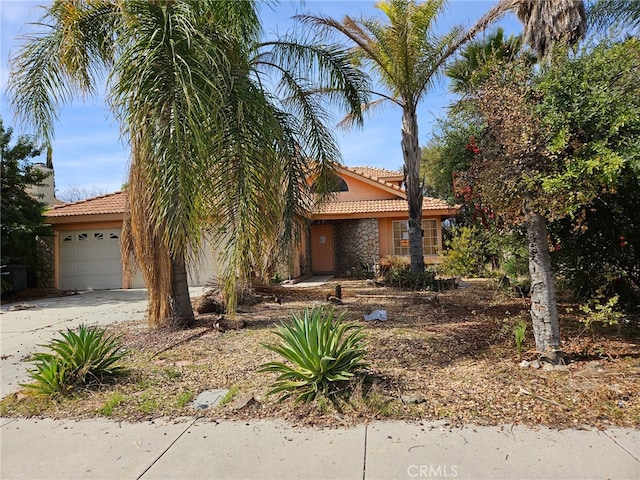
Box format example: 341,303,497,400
311,224,335,273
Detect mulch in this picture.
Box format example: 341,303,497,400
2,278,639,429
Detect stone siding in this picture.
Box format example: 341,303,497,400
36,235,55,289
334,219,379,276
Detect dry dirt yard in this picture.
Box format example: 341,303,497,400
3,278,639,429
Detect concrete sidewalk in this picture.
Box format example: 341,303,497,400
1,417,638,480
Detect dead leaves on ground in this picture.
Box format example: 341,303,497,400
2,279,638,429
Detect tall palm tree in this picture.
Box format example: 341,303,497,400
299,0,521,273
8,0,367,328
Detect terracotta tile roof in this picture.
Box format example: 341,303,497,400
46,191,126,217
314,197,455,216
44,166,456,219
341,165,405,196
349,166,403,179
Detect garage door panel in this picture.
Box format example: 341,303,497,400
102,263,122,275
59,262,75,275
77,261,92,274
59,229,123,290
77,245,93,259
89,259,120,275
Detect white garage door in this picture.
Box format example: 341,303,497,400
130,236,220,289
59,229,123,290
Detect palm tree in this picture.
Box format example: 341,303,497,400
8,0,367,328
513,0,586,59
446,28,527,97
589,0,640,35
299,0,522,273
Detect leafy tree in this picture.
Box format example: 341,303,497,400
8,0,367,328
479,0,587,358
0,119,52,284
422,111,483,202
550,167,640,305
425,27,533,281
459,38,640,355
299,0,520,273
423,26,532,201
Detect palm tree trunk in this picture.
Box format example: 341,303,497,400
401,106,425,273
526,211,561,356
170,254,194,328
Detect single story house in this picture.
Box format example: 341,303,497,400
45,165,458,290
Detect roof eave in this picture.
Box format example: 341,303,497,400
338,165,407,199
46,212,125,225
312,207,459,221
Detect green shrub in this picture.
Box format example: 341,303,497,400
356,261,375,279
22,356,69,396
384,259,437,291
579,295,623,330
440,226,487,277
502,251,529,280
259,307,368,403
22,324,126,396
513,319,527,358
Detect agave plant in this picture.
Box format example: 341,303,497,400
259,307,368,403
22,356,69,396
23,324,126,395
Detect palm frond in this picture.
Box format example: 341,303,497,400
338,97,390,130
514,0,587,59
257,37,369,127
7,1,118,144
588,0,640,34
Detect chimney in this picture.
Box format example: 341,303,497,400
27,162,56,206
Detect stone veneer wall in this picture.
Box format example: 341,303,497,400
36,235,55,289
334,218,379,275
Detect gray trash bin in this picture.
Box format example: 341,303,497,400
1,265,28,293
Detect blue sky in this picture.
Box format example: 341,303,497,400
1,1,519,195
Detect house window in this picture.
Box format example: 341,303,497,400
333,178,349,192
423,219,438,255
392,219,438,256
78,233,88,241
312,174,348,193
94,232,104,240
63,234,73,242
393,221,411,256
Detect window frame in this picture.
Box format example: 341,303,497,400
392,219,439,257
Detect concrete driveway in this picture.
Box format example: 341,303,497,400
0,287,206,396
